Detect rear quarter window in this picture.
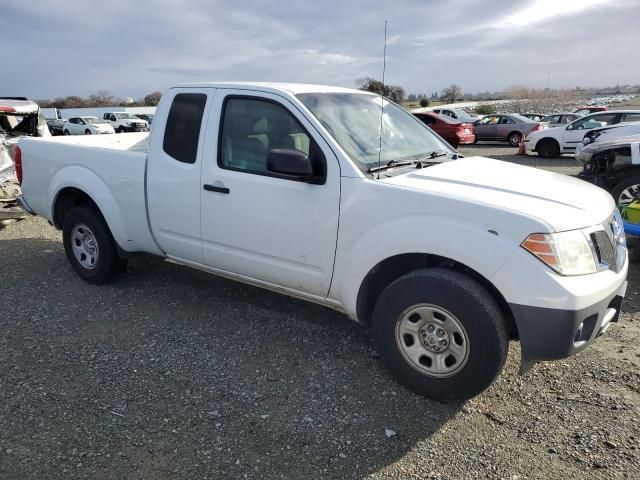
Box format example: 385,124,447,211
163,93,207,164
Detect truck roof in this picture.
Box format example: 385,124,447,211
173,82,369,96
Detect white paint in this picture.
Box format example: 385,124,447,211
18,82,627,323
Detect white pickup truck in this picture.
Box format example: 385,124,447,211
15,83,628,401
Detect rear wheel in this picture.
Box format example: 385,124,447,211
372,268,508,402
117,126,125,133
536,138,560,158
508,131,522,146
63,129,70,135
85,129,91,135
62,206,126,284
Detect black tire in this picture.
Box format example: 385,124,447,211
117,126,125,134
62,206,127,284
63,129,70,136
536,138,560,158
372,268,508,402
508,131,522,147
85,129,91,135
610,175,640,207
626,237,640,263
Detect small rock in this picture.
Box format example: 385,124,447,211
604,440,618,449
548,447,558,454
302,415,313,423
260,415,269,419
5,449,12,455
385,429,397,438
339,453,347,459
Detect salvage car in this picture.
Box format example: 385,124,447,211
578,122,640,154
526,110,640,158
540,112,583,128
63,117,115,135
413,111,475,148
46,118,66,136
576,134,640,206
15,83,628,401
1,97,50,224
473,113,546,146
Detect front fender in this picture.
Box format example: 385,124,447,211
330,215,520,320
49,165,129,249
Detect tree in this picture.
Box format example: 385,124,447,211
476,104,496,115
419,98,430,108
441,84,462,104
355,77,405,103
144,91,162,106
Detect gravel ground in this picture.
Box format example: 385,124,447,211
1,151,639,479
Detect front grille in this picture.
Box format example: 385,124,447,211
591,230,616,270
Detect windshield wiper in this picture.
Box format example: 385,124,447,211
367,159,415,173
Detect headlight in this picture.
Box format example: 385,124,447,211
522,230,597,275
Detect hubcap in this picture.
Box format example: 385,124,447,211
619,185,640,206
395,304,469,378
70,224,100,269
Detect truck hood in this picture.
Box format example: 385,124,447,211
381,156,614,232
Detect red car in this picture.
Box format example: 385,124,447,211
574,105,608,115
413,112,475,148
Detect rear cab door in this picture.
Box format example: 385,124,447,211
146,87,214,264
198,89,341,297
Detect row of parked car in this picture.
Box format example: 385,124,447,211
47,112,153,136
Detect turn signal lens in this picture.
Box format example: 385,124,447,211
522,231,597,276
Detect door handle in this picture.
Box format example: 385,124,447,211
203,184,230,194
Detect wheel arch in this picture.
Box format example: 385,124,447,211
49,167,129,250
355,253,518,340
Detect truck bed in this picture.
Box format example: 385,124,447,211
18,133,161,254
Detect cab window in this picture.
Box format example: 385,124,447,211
218,96,322,177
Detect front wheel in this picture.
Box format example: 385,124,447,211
117,126,125,133
536,138,560,158
85,129,92,135
62,206,126,284
610,175,640,207
372,268,508,402
63,130,70,135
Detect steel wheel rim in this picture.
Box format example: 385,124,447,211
395,304,470,378
619,185,640,206
70,223,100,270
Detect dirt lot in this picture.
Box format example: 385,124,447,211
1,148,638,479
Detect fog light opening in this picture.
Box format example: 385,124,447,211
573,322,586,347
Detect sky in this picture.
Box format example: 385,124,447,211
3,0,639,99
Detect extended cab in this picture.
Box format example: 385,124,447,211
103,111,149,133
15,83,628,401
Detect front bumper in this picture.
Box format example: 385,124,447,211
509,279,627,362
120,125,148,132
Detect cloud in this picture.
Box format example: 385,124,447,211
2,0,639,99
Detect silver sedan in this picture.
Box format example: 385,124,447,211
473,113,547,146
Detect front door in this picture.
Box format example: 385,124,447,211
474,115,499,140
562,112,623,151
199,91,340,297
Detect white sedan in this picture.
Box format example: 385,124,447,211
525,110,640,158
63,117,115,135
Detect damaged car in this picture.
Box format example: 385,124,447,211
0,97,49,226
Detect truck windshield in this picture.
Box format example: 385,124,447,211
116,113,137,119
296,92,451,173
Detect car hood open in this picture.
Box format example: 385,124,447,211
380,156,614,232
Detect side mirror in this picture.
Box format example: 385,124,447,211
267,148,317,182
